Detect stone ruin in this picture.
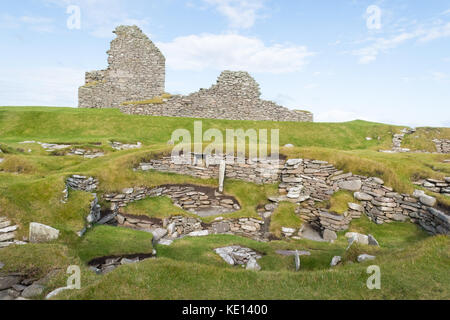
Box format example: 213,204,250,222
121,70,313,122
79,25,165,109
79,25,313,123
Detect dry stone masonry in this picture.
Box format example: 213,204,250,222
0,269,61,300
79,25,313,122
413,177,450,195
103,185,241,217
121,71,313,122
63,175,101,236
138,153,281,185
433,139,450,154
0,217,22,249
79,26,165,109
214,246,262,271
136,154,450,237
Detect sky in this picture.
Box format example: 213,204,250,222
0,0,449,127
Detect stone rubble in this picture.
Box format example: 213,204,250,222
433,139,450,154
214,246,262,270
357,254,376,263
121,70,313,123
103,184,241,217
0,269,60,300
413,178,450,195
110,141,142,151
67,148,105,159
330,256,342,267
88,253,155,275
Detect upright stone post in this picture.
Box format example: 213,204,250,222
294,250,300,272
219,160,226,193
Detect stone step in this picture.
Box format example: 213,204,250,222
0,232,16,242
0,225,18,233
0,241,14,248
0,221,12,229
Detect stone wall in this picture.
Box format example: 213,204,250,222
138,154,281,185
433,139,450,154
120,71,313,122
103,184,241,217
79,25,165,109
137,154,450,236
413,177,450,195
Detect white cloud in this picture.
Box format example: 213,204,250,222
0,67,84,107
157,33,314,73
352,20,450,64
202,0,266,29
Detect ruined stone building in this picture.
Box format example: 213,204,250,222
79,25,165,109
79,25,313,122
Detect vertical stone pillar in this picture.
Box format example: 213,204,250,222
219,160,226,193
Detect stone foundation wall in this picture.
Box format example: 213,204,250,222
413,178,450,195
433,139,450,153
120,71,313,122
137,154,450,236
103,184,240,215
138,154,282,185
112,214,268,242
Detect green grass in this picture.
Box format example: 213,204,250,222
57,235,449,300
123,196,190,219
328,190,358,215
269,202,303,237
0,106,448,300
74,225,153,263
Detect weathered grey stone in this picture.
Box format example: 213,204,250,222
368,234,379,246
0,276,22,290
354,192,373,201
294,251,300,271
158,239,173,246
330,256,342,267
419,195,437,207
357,254,376,263
151,228,168,242
413,189,426,199
345,232,369,245
281,227,296,234
246,258,261,271
21,284,45,298
0,262,4,269
188,230,209,237
338,180,362,192
0,232,15,242
322,229,337,241
348,203,363,212
428,208,450,224
120,258,139,265
392,213,408,222
371,177,384,185
29,222,59,243
45,286,72,300
0,290,13,300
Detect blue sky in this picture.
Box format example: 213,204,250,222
0,0,449,127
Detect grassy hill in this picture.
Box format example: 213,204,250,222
0,106,449,300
